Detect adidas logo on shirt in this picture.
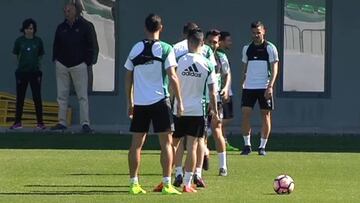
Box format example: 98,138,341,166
182,64,202,77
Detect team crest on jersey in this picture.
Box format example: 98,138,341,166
182,64,201,77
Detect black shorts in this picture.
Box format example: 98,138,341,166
130,98,174,133
222,96,234,119
241,89,274,110
173,116,205,138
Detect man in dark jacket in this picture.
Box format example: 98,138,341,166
52,2,99,133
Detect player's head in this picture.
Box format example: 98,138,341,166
205,29,220,50
183,22,199,38
20,18,37,35
187,28,204,53
250,21,266,44
145,13,163,33
219,31,232,50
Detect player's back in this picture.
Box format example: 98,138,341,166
174,53,215,116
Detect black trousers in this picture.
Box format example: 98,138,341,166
14,71,43,124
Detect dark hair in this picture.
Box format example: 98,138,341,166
251,21,265,29
68,0,84,15
20,18,37,34
205,29,220,39
187,28,204,47
145,13,162,32
219,31,231,41
183,22,198,36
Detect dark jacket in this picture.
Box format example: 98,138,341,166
53,16,99,67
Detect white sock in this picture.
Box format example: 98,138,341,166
175,166,183,177
195,167,202,178
130,177,139,184
243,135,251,146
218,152,227,169
183,172,194,187
259,138,268,149
163,176,171,185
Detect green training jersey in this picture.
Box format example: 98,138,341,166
13,36,44,72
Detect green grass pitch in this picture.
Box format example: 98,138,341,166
0,133,359,202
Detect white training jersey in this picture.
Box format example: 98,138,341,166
173,53,216,116
124,40,177,105
173,39,217,66
242,41,279,89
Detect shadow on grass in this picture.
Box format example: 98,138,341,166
0,190,128,195
0,132,359,152
24,184,128,188
67,173,160,176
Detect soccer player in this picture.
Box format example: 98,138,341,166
171,22,216,189
240,21,279,156
173,28,219,192
204,29,228,176
216,31,238,151
124,13,184,195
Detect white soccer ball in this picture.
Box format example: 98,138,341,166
273,174,295,194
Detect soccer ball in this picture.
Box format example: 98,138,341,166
273,174,294,194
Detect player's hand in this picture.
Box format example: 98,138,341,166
127,105,134,119
220,88,230,102
176,103,184,117
212,113,221,126
265,86,273,100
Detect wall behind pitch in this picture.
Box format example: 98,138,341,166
117,0,281,131
0,0,64,101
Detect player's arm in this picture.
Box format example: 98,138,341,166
265,61,278,99
241,45,248,90
265,45,279,99
208,83,220,124
241,62,248,89
124,69,134,119
167,66,184,117
220,71,231,102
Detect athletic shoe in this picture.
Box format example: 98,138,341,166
193,175,206,188
258,148,267,156
82,124,93,133
202,155,209,171
218,168,228,176
173,174,183,187
36,123,46,130
9,123,22,130
183,185,197,193
153,182,163,192
240,145,252,155
129,183,146,195
162,183,182,195
226,142,239,151
50,123,67,131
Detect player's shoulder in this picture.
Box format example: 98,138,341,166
265,40,277,48
265,40,278,53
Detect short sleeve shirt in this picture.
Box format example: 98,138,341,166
124,40,177,105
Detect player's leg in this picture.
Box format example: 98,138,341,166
222,96,237,151
152,98,181,195
11,72,28,129
240,89,256,155
183,135,198,193
258,91,274,155
128,132,147,181
210,114,227,176
128,104,150,194
172,137,185,187
194,136,206,187
182,116,204,192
